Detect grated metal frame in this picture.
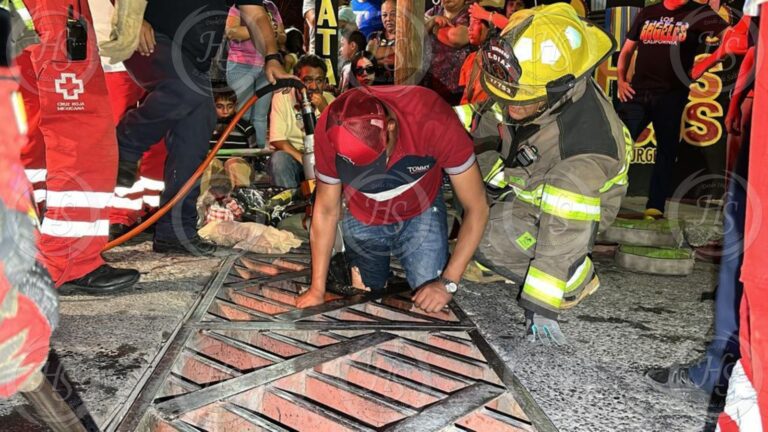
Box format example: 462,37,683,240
105,253,558,432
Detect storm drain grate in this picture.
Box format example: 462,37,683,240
110,253,557,432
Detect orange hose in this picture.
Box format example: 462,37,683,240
103,79,301,251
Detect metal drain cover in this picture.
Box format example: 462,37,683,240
111,254,556,432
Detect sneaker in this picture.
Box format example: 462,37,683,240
109,223,131,241
153,234,217,256
644,208,664,220
644,365,710,402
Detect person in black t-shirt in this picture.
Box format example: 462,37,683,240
616,0,728,219
115,1,294,256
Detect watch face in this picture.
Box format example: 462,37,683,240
445,281,458,293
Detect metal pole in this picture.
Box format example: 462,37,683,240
21,371,90,432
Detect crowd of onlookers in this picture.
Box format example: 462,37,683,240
200,0,530,224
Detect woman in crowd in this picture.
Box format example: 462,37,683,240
349,50,378,87
367,0,396,84
225,1,285,149
422,0,472,105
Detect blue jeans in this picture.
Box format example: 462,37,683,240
341,195,448,293
268,151,304,188
226,60,272,148
687,134,750,395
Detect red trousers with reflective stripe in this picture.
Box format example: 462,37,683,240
104,71,167,226
18,0,117,286
16,50,47,210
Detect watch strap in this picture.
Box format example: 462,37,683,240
264,52,284,65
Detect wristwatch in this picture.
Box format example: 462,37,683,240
264,52,284,65
441,277,459,294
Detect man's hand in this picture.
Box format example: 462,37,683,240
617,80,635,102
137,20,156,56
427,16,452,34
412,280,453,313
264,59,297,85
296,287,325,308
310,91,328,112
433,16,451,28
468,3,490,21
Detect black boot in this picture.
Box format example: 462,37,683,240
64,264,140,294
109,223,131,241
116,160,139,188
153,234,217,256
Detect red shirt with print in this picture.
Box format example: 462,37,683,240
314,86,475,225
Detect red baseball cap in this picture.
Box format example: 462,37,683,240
326,90,389,166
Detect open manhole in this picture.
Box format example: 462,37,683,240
109,254,556,432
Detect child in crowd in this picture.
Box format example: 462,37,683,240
459,5,503,104
338,29,367,92
211,89,256,149
201,89,257,224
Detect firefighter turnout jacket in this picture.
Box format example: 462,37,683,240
474,79,631,319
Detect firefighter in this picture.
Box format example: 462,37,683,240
0,52,57,397
474,3,631,345
14,0,140,292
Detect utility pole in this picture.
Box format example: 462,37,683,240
394,0,425,84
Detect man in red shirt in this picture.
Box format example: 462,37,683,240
296,87,488,312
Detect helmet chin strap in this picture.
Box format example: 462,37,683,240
501,74,579,126
501,102,548,126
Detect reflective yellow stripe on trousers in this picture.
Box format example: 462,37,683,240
523,266,565,309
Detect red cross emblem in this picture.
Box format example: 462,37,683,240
54,73,84,101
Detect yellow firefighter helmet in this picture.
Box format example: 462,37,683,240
480,3,615,106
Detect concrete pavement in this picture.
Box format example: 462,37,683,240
0,200,725,431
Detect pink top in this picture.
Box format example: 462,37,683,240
227,1,282,66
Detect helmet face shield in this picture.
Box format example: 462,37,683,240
480,17,550,106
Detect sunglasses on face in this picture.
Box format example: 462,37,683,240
354,66,376,76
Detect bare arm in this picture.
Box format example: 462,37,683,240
436,25,469,48
617,39,637,84
616,39,638,102
225,15,251,41
275,21,287,47
239,4,294,83
296,181,342,307
412,163,488,312
442,163,489,282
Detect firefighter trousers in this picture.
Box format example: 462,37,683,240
475,156,626,319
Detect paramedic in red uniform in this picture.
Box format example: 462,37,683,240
17,0,139,293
